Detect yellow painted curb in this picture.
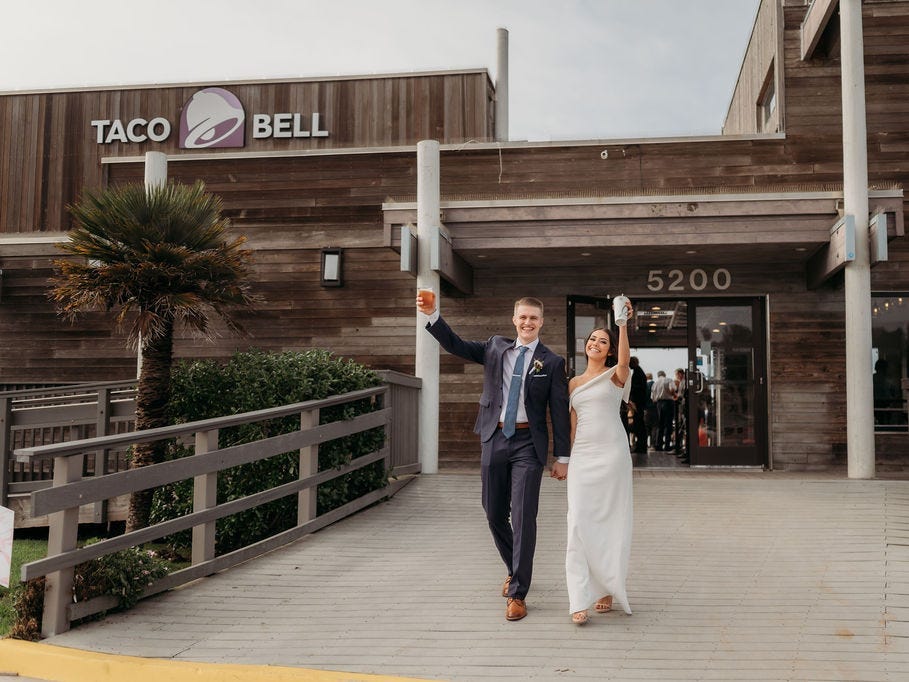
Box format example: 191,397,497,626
0,639,440,682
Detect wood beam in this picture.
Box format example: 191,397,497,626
431,225,473,294
807,214,855,289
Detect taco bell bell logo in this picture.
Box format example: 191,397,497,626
179,87,245,149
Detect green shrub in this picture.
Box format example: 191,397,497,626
10,544,170,640
73,540,170,610
150,349,386,555
9,578,43,641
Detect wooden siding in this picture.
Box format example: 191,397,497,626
1,1,909,470
0,71,494,233
724,0,783,135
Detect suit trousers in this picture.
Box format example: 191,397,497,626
480,427,544,600
656,399,675,450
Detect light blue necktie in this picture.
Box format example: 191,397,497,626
503,346,529,438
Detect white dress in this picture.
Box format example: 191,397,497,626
566,365,633,615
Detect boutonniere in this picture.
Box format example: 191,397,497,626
529,359,544,376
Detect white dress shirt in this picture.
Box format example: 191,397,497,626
500,339,539,424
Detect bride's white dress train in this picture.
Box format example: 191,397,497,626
566,365,633,615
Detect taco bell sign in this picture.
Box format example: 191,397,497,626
179,87,245,149
90,87,328,148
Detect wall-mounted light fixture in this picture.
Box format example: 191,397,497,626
320,248,343,287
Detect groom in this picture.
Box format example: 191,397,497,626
417,294,570,621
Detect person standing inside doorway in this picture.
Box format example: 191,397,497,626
651,370,676,451
628,357,649,454
416,294,570,622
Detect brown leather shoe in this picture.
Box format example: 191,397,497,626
502,575,512,598
506,597,527,621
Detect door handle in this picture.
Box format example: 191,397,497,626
687,362,706,394
685,360,704,393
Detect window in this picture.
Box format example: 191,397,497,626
872,293,909,432
757,61,777,132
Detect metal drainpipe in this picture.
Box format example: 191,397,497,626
840,0,875,479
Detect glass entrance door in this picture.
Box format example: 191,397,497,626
686,298,767,466
566,295,768,467
567,296,611,377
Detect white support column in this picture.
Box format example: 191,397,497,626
144,151,168,190
840,0,875,479
140,152,168,379
495,28,509,142
416,140,441,474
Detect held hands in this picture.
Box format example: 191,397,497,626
550,461,568,481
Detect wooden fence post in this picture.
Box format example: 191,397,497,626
92,387,111,523
41,454,83,637
0,396,10,509
192,429,218,565
298,409,319,525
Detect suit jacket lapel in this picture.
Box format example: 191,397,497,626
494,338,515,385
524,344,546,400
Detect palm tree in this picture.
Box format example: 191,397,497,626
50,181,257,532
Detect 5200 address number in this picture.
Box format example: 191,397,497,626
646,268,732,292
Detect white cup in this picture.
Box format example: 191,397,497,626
613,294,630,326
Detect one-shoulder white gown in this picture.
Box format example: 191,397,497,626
566,365,633,615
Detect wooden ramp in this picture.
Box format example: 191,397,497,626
40,472,909,681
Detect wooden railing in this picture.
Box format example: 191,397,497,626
0,381,137,514
10,372,421,637
2,372,421,523
14,381,422,638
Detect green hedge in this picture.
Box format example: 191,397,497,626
150,349,386,554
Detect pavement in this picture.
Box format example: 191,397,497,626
2,469,908,681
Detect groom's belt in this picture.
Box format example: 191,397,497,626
497,422,530,430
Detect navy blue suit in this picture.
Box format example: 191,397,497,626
427,315,570,599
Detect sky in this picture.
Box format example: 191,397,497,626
0,0,762,142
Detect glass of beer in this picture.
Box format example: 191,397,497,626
418,286,436,310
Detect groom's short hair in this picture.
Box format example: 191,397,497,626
514,297,544,314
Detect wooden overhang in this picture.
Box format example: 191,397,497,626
383,187,905,293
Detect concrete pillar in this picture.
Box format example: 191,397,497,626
139,152,168,379
495,28,509,142
840,0,875,479
416,140,441,474
144,151,168,190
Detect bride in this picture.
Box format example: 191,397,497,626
565,298,634,625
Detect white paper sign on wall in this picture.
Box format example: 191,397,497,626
0,506,13,588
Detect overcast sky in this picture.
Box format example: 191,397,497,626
0,0,761,142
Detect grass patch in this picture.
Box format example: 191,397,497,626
1,537,48,636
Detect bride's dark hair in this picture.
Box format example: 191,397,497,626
589,328,619,367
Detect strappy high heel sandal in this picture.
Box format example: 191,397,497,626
594,596,613,613
571,610,589,625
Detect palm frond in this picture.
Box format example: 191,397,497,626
52,181,257,347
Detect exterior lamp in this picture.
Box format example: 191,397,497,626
320,248,343,287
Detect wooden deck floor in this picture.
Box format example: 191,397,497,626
40,472,909,681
